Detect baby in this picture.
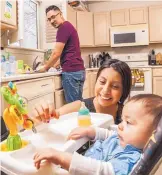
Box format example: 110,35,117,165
33,94,162,175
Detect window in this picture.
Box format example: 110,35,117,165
23,0,39,49
9,0,39,49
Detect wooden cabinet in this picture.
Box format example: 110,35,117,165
111,9,129,26
82,72,90,99
28,93,55,117
54,89,66,109
94,12,110,46
53,75,66,108
67,5,77,29
153,68,162,96
88,70,98,97
77,12,94,47
53,75,62,90
0,0,17,31
15,77,54,100
149,5,162,43
129,7,148,25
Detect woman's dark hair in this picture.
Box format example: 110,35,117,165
96,59,132,104
46,5,61,14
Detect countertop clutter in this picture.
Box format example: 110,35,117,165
1,71,62,83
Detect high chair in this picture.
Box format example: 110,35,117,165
130,115,162,175
55,117,162,175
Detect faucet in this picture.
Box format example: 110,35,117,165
33,56,42,71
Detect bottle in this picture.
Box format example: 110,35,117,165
78,102,91,127
9,56,16,75
151,49,156,65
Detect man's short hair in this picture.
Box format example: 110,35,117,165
46,5,61,14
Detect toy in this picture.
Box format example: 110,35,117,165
0,82,37,151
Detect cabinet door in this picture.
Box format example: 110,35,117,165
67,5,76,29
15,77,54,100
54,89,66,109
1,0,17,26
89,71,98,97
82,74,90,99
130,7,148,25
94,12,110,46
149,5,162,43
111,9,129,26
28,93,55,117
153,77,162,96
54,75,62,90
77,12,94,47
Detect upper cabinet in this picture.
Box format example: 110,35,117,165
77,12,94,47
0,0,17,31
111,9,129,26
66,5,77,29
94,12,110,46
149,5,162,43
129,7,148,25
110,7,148,26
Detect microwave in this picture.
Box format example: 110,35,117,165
110,24,149,47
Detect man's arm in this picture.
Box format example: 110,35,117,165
45,42,65,70
53,59,60,69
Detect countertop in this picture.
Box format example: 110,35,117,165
1,71,62,83
86,65,162,70
1,65,162,83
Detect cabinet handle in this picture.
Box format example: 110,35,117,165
41,84,49,87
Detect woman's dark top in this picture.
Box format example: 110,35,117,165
83,97,123,125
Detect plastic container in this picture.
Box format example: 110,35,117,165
78,102,91,127
9,56,16,75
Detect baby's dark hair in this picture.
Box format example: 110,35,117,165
46,5,61,14
128,94,162,127
96,59,132,104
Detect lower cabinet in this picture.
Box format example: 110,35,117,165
28,93,55,117
89,70,98,98
54,89,66,109
153,68,162,97
153,77,162,96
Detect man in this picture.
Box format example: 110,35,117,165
40,5,85,103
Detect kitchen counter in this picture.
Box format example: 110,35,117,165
86,65,162,70
1,71,62,83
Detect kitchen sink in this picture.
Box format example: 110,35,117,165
0,112,114,175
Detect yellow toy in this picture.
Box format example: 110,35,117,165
0,82,37,151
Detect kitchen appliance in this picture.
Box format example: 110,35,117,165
110,24,149,47
112,53,152,97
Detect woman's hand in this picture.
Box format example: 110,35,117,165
33,148,72,171
67,127,96,140
31,100,59,124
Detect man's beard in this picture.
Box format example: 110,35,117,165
52,23,59,28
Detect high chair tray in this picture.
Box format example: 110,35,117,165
0,112,113,175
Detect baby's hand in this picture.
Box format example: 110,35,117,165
33,148,59,169
67,127,96,140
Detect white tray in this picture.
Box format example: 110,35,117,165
0,112,113,175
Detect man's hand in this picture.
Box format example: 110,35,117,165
36,65,47,73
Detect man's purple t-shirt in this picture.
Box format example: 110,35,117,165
56,21,85,72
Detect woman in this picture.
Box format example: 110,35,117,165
32,59,132,125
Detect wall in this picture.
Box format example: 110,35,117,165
4,47,45,68
81,1,162,68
